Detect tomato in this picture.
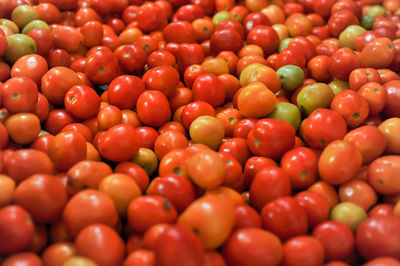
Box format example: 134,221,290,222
127,195,177,232
249,166,291,210
99,124,139,162
14,174,67,223
192,73,226,107
5,113,41,145
154,130,188,159
63,189,118,237
189,116,224,150
2,76,38,114
219,137,251,166
329,48,361,81
383,80,400,117
294,190,330,229
123,249,155,266
247,118,295,159
75,224,125,266
0,205,34,254
41,66,82,106
210,28,242,54
327,10,359,38
0,175,15,208
178,195,235,249
41,242,76,266
64,85,100,120
368,156,400,196
339,179,378,211
349,68,381,92
307,55,331,82
137,2,166,32
176,43,204,74
114,44,147,74
3,149,54,184
330,90,369,128
356,217,400,260
237,82,276,118
282,236,325,266
142,65,180,98
312,221,355,261
302,108,347,149
357,82,387,115
147,50,177,69
223,228,282,266
114,161,149,193
2,252,42,266
85,46,121,85
136,90,171,127
246,25,279,56
361,38,396,69
154,225,205,266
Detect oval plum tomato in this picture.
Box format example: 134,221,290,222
247,118,295,159
349,68,381,92
5,113,41,145
80,20,103,48
41,66,82,106
312,221,355,261
318,140,362,185
85,46,121,85
107,75,145,110
294,190,330,229
49,131,87,171
368,156,400,196
302,108,347,149
41,242,76,266
356,217,400,260
246,25,279,56
261,196,308,240
328,48,361,81
178,195,235,249
338,179,378,211
51,25,83,53
282,236,325,266
14,174,67,223
361,38,396,68
192,73,226,107
127,195,177,232
0,205,35,254
222,228,283,266
75,224,125,266
136,90,171,127
63,189,118,237
237,82,276,118
146,50,177,69
142,65,180,97
357,82,387,115
330,90,369,128
10,54,48,85
249,166,291,210
343,125,386,164
99,124,139,162
281,147,318,189
2,76,38,114
64,85,100,120
154,225,205,266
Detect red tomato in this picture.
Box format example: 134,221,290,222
85,46,121,85
327,10,359,37
136,90,171,127
210,28,243,54
0,205,35,254
328,48,361,81
233,204,262,229
349,68,381,92
192,73,226,107
356,217,400,260
383,80,400,117
222,228,283,266
64,85,101,120
247,118,295,159
282,236,325,266
243,156,277,187
312,221,355,261
368,156,400,196
114,44,147,74
294,190,330,229
142,65,180,97
246,26,279,56
2,253,42,266
2,76,38,114
137,2,167,32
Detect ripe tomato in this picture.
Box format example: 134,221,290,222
361,38,396,68
2,252,42,266
368,156,400,196
282,236,325,266
246,25,279,55
237,82,276,118
2,76,38,114
14,174,68,223
192,73,226,107
136,90,171,127
357,82,387,115
0,205,35,254
247,118,295,159
222,228,283,266
85,46,121,85
5,113,41,145
142,65,180,97
328,47,361,81
41,242,76,266
64,85,101,120
338,179,378,211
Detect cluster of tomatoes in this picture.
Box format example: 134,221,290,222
0,0,400,265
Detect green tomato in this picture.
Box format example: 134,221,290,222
339,25,366,50
276,65,304,92
360,15,376,30
368,5,387,17
330,202,368,231
268,102,301,131
0,19,19,33
329,79,350,95
279,38,292,52
39,130,50,136
131,148,158,176
22,19,50,34
212,11,232,25
4,34,37,64
297,83,335,115
11,5,38,29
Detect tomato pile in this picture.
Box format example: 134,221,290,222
0,0,400,265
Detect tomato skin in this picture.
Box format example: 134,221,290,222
247,118,295,160
99,124,139,162
249,166,291,210
136,90,171,127
222,228,283,266
14,174,68,223
64,85,101,120
312,221,355,261
75,224,125,266
261,197,308,241
154,225,205,266
356,217,400,260
63,189,118,237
